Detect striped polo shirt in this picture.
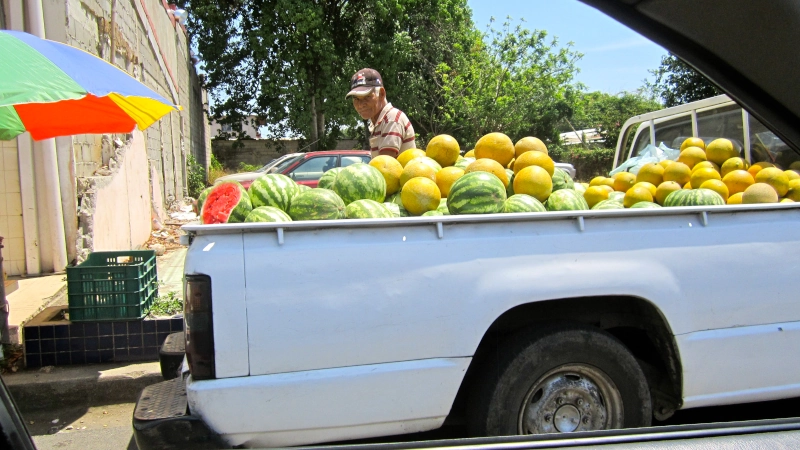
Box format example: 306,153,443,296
369,102,416,158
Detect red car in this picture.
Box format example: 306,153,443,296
221,150,371,190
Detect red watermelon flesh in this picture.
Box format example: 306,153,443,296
202,183,246,224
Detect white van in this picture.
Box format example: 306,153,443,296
612,94,799,170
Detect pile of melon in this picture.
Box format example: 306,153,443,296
196,134,800,224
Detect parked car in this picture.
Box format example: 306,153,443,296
215,150,371,189
213,153,302,187
135,0,800,449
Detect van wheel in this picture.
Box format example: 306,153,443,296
468,324,651,436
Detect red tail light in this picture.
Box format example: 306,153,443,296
184,275,215,380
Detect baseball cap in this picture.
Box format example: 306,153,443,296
346,68,383,98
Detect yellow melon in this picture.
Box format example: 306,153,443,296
727,192,744,204
369,155,404,195
612,172,636,192
474,132,515,168
754,167,790,197
583,186,610,209
699,179,729,202
513,165,553,203
655,181,682,205
466,158,510,186
680,137,706,151
397,148,426,167
742,183,779,203
636,163,664,186
401,177,442,215
514,136,548,157
436,166,465,198
400,159,437,187
513,150,554,176
663,161,692,186
705,138,738,165
425,134,461,167
722,170,755,196
633,181,657,198
677,146,707,169
720,157,748,177
624,185,653,208
690,167,721,189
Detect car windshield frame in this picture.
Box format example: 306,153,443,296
267,154,304,174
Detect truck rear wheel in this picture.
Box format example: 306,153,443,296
468,324,652,436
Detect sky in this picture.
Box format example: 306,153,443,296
466,0,668,94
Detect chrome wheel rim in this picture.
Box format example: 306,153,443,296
518,363,624,434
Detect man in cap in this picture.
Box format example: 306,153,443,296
346,68,416,158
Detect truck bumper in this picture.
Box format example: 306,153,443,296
133,376,227,450
160,331,185,380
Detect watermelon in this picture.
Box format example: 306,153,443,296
447,172,507,215
386,192,403,206
608,191,626,202
197,186,213,213
455,157,475,170
574,183,587,195
245,206,292,222
289,188,345,220
664,188,725,207
345,199,394,219
333,163,387,205
201,181,252,224
295,184,311,194
503,194,546,213
436,198,450,215
630,201,662,209
506,172,515,197
248,174,298,212
551,168,575,191
545,189,589,211
383,202,402,217
422,210,445,216
591,199,624,210
318,167,342,190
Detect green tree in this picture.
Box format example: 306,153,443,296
570,91,662,148
648,53,722,107
185,0,473,151
431,19,583,149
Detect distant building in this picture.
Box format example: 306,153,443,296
560,128,604,146
210,115,265,139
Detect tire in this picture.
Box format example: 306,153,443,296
468,323,652,436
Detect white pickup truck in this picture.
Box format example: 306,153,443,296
132,1,800,449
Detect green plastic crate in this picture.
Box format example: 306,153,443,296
67,250,158,322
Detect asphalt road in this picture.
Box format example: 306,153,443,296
24,397,800,450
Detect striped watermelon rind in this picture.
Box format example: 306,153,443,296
345,199,394,219
545,189,590,211
664,188,725,207
436,198,450,215
454,157,475,170
333,163,387,205
447,171,507,215
422,210,445,216
591,199,624,210
608,191,625,202
248,173,298,212
630,201,662,209
383,202,402,217
318,167,343,190
197,186,214,212
201,181,252,224
245,206,292,222
503,194,546,213
551,168,575,191
288,188,346,220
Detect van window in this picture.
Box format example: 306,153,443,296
630,125,652,158
748,116,798,168
696,104,744,155
654,115,693,151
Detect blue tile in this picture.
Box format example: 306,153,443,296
128,321,142,335
156,320,171,333
114,335,128,349
40,326,54,339
157,333,170,346
143,347,159,358
113,322,127,335
143,320,156,333
113,347,128,358
71,352,86,364
170,318,184,332
25,340,40,354
40,339,55,353
56,353,71,365
55,339,69,352
128,334,142,348
98,336,113,350
41,353,56,366
86,351,100,364
70,338,84,352
69,324,84,338
54,325,69,339
85,337,98,351
24,327,39,340
100,350,113,363
99,323,113,336
143,334,157,347
26,353,41,368
83,323,98,337
128,347,143,357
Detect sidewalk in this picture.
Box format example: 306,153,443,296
7,274,66,344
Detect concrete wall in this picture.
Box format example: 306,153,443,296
76,131,151,256
0,139,24,276
212,139,361,169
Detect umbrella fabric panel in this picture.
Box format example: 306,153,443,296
0,106,26,141
108,93,178,131
4,30,174,106
0,32,85,107
14,94,139,140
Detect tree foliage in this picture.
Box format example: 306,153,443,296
648,53,722,107
570,91,662,147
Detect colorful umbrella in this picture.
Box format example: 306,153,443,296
0,30,180,141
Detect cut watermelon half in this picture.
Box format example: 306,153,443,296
201,181,252,224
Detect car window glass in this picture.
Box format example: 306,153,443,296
748,116,798,168
696,105,744,155
631,125,652,158
341,156,369,167
289,156,337,181
269,155,302,173
653,115,692,151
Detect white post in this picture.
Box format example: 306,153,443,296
16,137,41,275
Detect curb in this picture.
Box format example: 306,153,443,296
4,361,163,412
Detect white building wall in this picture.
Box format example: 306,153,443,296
0,139,25,276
